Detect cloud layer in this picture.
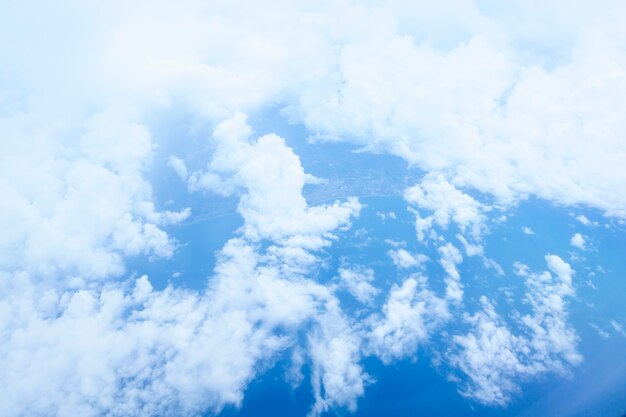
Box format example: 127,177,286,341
0,116,365,416
2,0,618,415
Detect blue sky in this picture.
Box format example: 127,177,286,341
1,1,625,416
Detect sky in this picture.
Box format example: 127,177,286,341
1,1,625,416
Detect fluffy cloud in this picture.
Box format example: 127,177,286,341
570,233,587,250
309,307,367,415
0,239,364,417
289,1,626,217
449,255,581,405
4,1,626,218
338,267,379,304
438,243,464,303
388,248,428,269
456,234,504,276
367,275,450,363
404,174,487,242
367,241,465,363
0,105,365,416
448,297,529,405
0,108,188,285
187,113,360,244
167,155,189,181
1,1,620,415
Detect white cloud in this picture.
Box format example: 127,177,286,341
309,310,367,415
589,323,610,339
289,2,626,217
338,267,379,304
456,234,504,276
438,243,464,303
404,174,487,241
388,248,428,269
367,241,467,364
384,239,405,248
0,240,364,417
449,255,581,405
449,297,528,405
3,0,626,218
367,275,450,363
570,233,586,250
575,215,591,226
376,211,397,221
611,320,626,337
168,155,188,181
1,223,365,417
0,108,188,284
522,226,535,235
1,1,623,414
456,234,484,256
304,173,327,185
0,107,365,416
188,113,361,243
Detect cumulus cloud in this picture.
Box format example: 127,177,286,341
309,311,367,415
575,215,592,226
0,239,363,417
0,108,188,285
367,241,466,363
388,248,428,269
404,174,487,242
288,1,626,217
570,233,586,250
3,0,626,217
438,243,464,303
1,1,621,415
168,155,189,181
448,297,529,405
338,267,379,304
449,255,581,405
187,113,361,244
0,106,366,417
376,211,397,221
367,275,450,363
